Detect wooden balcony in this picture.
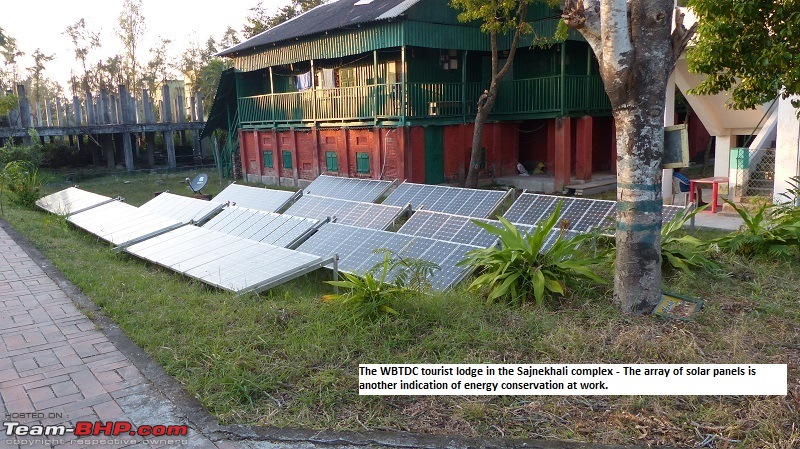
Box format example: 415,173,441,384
237,75,611,128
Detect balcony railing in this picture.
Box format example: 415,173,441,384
238,76,611,127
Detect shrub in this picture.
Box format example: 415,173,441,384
323,251,403,319
713,200,800,258
459,203,608,306
1,160,43,208
660,205,721,273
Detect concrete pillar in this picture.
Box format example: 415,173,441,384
102,135,115,169
17,85,31,145
161,85,176,169
146,132,156,168
773,96,800,204
554,117,572,192
575,116,593,181
85,91,95,125
72,96,82,126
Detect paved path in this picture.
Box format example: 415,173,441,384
0,221,635,449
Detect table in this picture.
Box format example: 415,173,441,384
689,177,728,213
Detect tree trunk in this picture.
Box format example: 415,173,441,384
612,106,664,313
465,105,491,188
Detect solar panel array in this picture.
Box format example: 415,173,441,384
139,192,224,224
382,182,508,218
202,206,321,248
125,226,327,294
36,187,115,216
303,175,393,202
505,193,689,232
67,201,184,246
211,183,296,212
296,223,477,291
283,194,405,230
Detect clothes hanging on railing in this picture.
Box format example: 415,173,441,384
296,72,312,90
321,68,335,89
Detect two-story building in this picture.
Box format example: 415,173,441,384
203,0,615,189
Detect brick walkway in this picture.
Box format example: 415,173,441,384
0,221,629,449
0,225,230,448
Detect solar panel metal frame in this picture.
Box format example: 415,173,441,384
382,182,512,218
201,205,325,249
124,226,335,295
283,194,408,230
36,187,118,216
303,174,395,203
67,200,187,247
211,183,300,212
139,192,225,224
296,222,478,291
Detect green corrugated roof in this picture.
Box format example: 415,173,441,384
200,68,237,139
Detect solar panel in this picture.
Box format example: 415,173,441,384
67,201,184,246
382,183,509,218
662,205,685,224
124,226,329,294
211,183,297,212
36,187,116,216
398,210,499,248
139,192,224,224
296,223,477,291
203,206,321,248
303,174,393,202
283,194,405,230
504,193,619,232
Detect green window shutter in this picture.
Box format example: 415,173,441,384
282,150,292,169
263,151,273,168
325,151,338,171
356,152,370,174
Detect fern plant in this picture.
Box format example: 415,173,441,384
459,203,608,306
371,248,440,294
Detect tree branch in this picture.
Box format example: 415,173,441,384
496,1,528,82
601,0,633,74
671,7,697,60
563,0,602,63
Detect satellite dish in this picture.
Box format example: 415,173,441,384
187,173,209,194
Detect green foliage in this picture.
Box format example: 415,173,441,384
660,205,720,274
324,251,402,319
243,0,326,39
687,0,800,109
459,204,608,306
0,131,42,167
371,248,441,295
0,93,18,116
713,200,800,258
1,161,42,208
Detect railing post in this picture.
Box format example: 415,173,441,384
401,46,406,124
559,41,566,116
462,50,467,123
310,59,316,124
373,50,378,125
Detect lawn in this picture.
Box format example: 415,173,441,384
4,170,799,448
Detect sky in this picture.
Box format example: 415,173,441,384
3,0,273,94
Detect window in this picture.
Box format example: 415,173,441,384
356,152,370,174
263,151,273,168
282,150,292,169
325,151,338,172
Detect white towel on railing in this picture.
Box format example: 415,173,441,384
321,68,335,89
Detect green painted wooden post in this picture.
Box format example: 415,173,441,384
373,50,378,125
560,41,566,116
310,59,316,124
585,44,592,111
462,50,467,123
269,66,276,127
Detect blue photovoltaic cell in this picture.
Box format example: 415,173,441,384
283,194,403,230
383,182,507,218
139,192,224,224
36,187,115,216
211,183,295,212
398,210,499,248
303,175,393,202
296,223,477,291
202,206,320,248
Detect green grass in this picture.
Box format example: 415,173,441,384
3,171,799,448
